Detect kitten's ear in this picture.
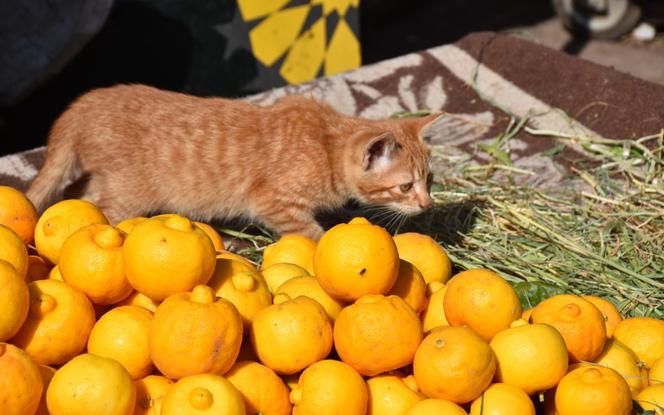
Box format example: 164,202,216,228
417,113,447,144
362,133,398,171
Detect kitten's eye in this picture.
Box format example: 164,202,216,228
399,182,413,192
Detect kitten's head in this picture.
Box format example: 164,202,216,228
348,114,445,216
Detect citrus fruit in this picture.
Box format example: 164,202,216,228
115,217,148,234
261,262,311,293
414,325,496,403
366,374,424,415
133,375,174,415
0,185,39,244
0,260,29,341
48,265,63,280
521,308,533,322
635,383,664,413
0,224,28,277
207,257,272,330
59,224,133,305
290,359,368,415
313,218,399,302
192,221,224,251
651,357,664,385
393,232,452,284
582,295,622,338
613,317,664,368
217,250,257,269
34,199,108,264
275,275,345,321
226,360,292,415
26,255,52,281
88,305,154,379
489,320,569,395
123,215,216,301
11,279,95,365
116,291,160,312
469,383,535,415
161,373,245,415
421,281,449,332
262,233,316,275
388,259,427,313
404,399,467,415
47,353,136,415
334,294,422,376
592,338,644,397
0,342,43,415
555,365,632,415
34,365,56,415
444,269,522,341
251,295,333,375
531,294,607,362
149,285,242,379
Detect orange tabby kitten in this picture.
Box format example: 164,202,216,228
28,84,444,239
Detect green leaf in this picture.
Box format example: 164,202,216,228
541,143,566,158
513,281,566,310
477,143,513,166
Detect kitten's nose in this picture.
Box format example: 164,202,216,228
418,195,431,210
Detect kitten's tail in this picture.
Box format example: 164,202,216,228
27,115,80,212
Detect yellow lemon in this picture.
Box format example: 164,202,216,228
334,294,422,376
35,365,56,415
489,321,568,395
59,224,133,305
47,353,136,415
0,185,39,245
314,218,399,302
582,295,623,338
393,232,452,284
133,375,174,415
207,257,272,331
217,250,257,269
48,265,63,280
34,199,108,264
149,285,243,379
404,399,467,415
421,281,449,332
251,295,333,375
0,224,28,277
414,326,496,404
444,269,522,341
123,215,216,301
193,221,225,251
261,262,311,293
116,217,148,234
367,374,424,415
226,360,292,415
651,357,664,385
291,359,368,415
531,294,607,362
0,260,29,341
116,291,160,312
635,383,664,413
262,234,317,275
161,373,245,415
11,279,95,365
469,383,535,415
593,339,645,397
88,305,154,379
388,260,427,313
555,366,632,415
613,317,664,368
275,275,345,321
0,342,43,415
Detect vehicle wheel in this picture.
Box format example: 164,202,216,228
552,0,641,39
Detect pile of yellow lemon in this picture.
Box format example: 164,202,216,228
1,184,663,415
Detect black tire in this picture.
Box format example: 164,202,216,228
552,0,641,39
